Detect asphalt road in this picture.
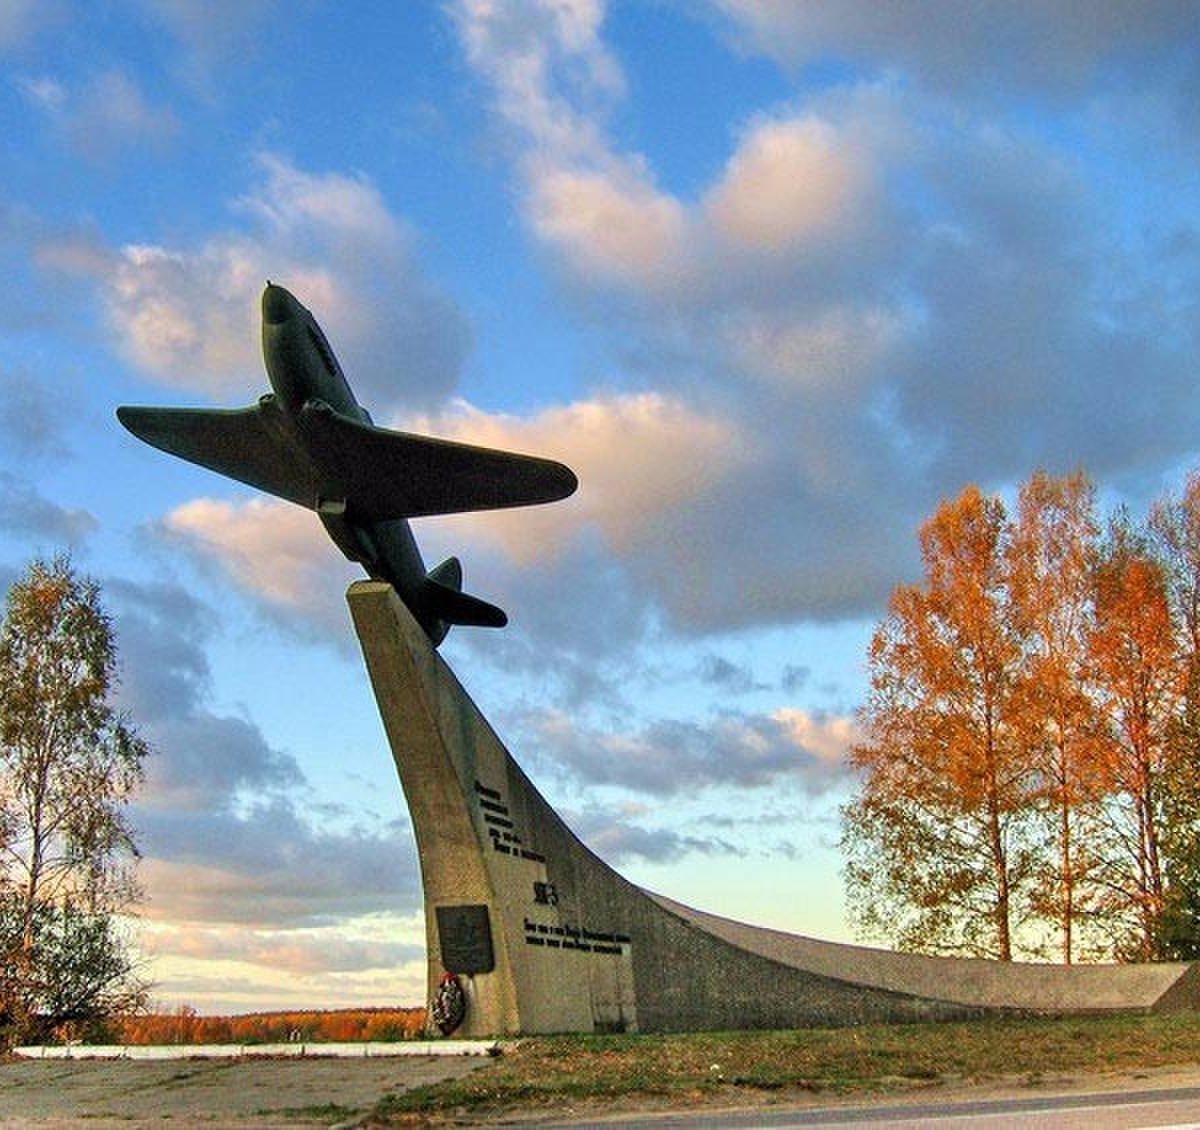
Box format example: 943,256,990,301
537,1075,1200,1129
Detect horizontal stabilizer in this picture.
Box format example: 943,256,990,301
423,578,507,630
116,402,322,510
298,402,578,521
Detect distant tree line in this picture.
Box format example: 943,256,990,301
119,1005,427,1045
843,471,1200,964
0,557,149,1046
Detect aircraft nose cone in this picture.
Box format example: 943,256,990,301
262,283,298,326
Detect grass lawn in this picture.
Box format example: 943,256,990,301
370,1011,1200,1124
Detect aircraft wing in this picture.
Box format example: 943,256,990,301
297,402,579,520
116,403,322,510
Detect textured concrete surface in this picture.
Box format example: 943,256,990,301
349,580,1200,1035
648,895,1199,1014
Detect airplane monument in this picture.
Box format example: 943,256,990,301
118,284,576,645
120,285,1200,1035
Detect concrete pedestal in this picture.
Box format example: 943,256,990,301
348,581,1200,1035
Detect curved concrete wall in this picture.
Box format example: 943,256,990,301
348,581,1199,1035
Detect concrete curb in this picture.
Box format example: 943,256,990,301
13,1039,499,1059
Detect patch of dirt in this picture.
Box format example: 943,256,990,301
0,1054,486,1128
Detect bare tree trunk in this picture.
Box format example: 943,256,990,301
1060,782,1074,964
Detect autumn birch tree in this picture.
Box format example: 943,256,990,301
0,557,149,1044
844,470,1200,960
1007,471,1103,962
1147,476,1200,955
1151,472,1200,664
844,487,1037,959
1087,525,1182,959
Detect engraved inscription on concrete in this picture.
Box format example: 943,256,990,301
474,779,545,862
522,918,630,956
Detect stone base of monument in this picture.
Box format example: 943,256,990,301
348,581,1200,1036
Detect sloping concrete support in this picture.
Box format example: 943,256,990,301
348,581,1200,1035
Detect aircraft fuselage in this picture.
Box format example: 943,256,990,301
258,285,438,629
261,283,367,423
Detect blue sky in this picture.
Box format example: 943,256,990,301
2,1,1198,1013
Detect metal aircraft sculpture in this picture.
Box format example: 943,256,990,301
117,283,577,645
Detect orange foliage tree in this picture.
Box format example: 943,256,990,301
845,471,1200,962
1088,524,1184,957
116,1006,426,1045
1149,472,1200,956
844,487,1039,960
1008,472,1104,962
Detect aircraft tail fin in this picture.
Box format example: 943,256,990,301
427,556,463,592
422,557,507,645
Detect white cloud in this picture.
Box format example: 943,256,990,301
452,0,694,294
139,391,745,645
103,577,421,1002
47,154,469,412
111,578,307,815
0,472,96,544
446,1,1200,636
528,162,687,288
564,802,743,864
520,705,855,796
410,393,748,563
161,497,354,634
132,0,279,69
721,303,906,391
71,70,179,159
140,923,428,1012
705,115,873,252
237,154,404,253
452,0,622,158
136,805,418,928
452,0,895,304
20,69,179,161
711,1,1200,96
771,707,860,769
108,241,267,388
143,921,422,977
15,74,65,110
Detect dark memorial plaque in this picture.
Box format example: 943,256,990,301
437,904,495,974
